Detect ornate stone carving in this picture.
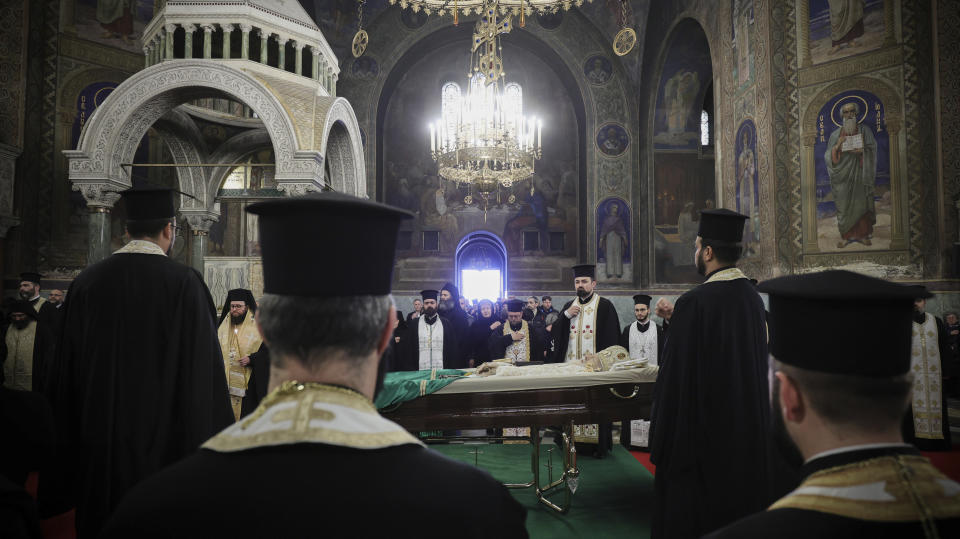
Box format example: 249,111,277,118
179,208,219,233
276,182,323,197
72,182,123,209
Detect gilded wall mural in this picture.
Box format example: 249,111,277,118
71,0,155,53
735,119,759,257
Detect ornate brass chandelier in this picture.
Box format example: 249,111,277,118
429,0,542,215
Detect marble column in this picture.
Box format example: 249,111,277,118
222,24,234,59
76,185,122,265
294,42,303,76
278,37,287,70
144,45,151,68
202,24,214,58
165,24,176,58
159,30,167,62
184,24,196,58
181,210,218,276
240,24,252,60
310,46,320,81
260,30,268,64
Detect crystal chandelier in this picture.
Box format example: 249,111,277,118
429,0,542,215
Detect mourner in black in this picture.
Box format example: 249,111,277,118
489,299,547,362
467,299,501,367
650,209,771,539
439,281,472,363
397,289,462,370
101,191,527,539
618,294,664,366
708,270,960,538
46,187,233,537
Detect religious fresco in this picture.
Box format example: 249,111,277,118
652,20,715,284
584,55,613,85
808,0,886,65
596,197,630,281
813,90,890,252
735,119,759,257
70,0,155,53
381,44,579,258
731,0,755,91
652,21,713,150
596,123,629,157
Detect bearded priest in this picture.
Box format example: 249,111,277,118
489,299,546,363
217,288,270,420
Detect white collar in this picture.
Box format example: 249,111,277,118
115,239,167,256
28,294,40,302
805,442,913,464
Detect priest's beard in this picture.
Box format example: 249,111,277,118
509,321,522,331
231,311,247,325
422,305,437,318
12,319,29,330
771,377,805,469
636,314,648,323
696,248,707,276
17,290,31,300
438,298,456,313
842,117,858,136
576,287,590,299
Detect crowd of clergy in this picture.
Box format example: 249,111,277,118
0,188,957,538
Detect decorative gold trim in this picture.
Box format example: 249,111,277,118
90,207,111,214
704,267,748,283
770,455,960,522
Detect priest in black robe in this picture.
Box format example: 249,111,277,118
619,294,665,366
1,300,55,393
397,290,462,370
650,209,770,539
440,281,472,364
708,271,960,538
18,273,60,343
45,188,233,537
489,299,546,362
101,192,527,539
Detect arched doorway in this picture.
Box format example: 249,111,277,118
455,232,508,302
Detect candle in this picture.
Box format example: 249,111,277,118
537,119,542,149
430,123,436,153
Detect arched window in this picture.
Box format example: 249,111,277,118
441,82,461,146
701,109,710,146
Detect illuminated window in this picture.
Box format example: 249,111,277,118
701,110,710,146
441,82,461,144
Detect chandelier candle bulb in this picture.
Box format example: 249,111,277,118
430,123,436,152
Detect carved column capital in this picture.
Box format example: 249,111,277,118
201,23,215,33
184,24,197,34
222,23,235,33
72,181,123,211
164,23,178,33
801,133,817,148
240,24,253,33
179,208,219,234
276,182,323,197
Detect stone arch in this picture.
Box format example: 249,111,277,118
65,60,323,197
315,96,365,197
205,128,273,204
152,109,209,210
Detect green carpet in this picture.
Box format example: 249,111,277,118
430,443,653,538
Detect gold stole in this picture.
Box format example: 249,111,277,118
911,314,944,439
218,314,263,421
566,293,600,362
3,321,37,391
503,320,531,363
770,455,960,523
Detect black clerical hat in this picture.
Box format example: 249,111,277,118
19,272,43,285
572,264,596,279
698,209,748,245
225,289,257,309
421,290,439,301
8,300,37,319
246,192,413,296
633,294,652,306
121,187,178,220
441,282,460,298
506,299,525,312
758,270,930,377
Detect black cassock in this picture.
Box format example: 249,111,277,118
45,252,234,537
549,295,621,363
240,344,270,418
488,323,546,362
101,443,528,539
650,272,770,539
1,319,55,393
705,446,960,539
396,316,463,370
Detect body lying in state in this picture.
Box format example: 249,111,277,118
475,345,648,377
